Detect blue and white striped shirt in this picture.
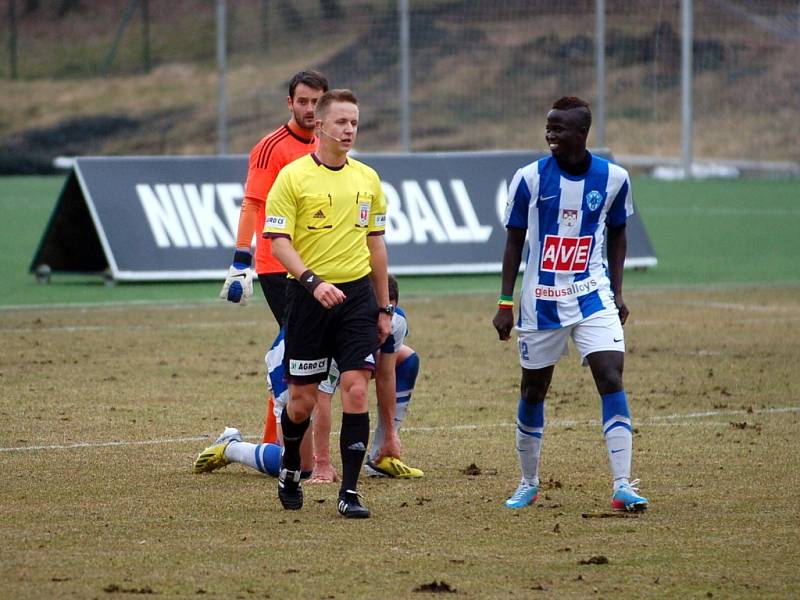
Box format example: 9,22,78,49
504,153,633,330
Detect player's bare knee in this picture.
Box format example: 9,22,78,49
593,370,623,396
340,380,368,413
343,390,368,411
520,380,548,404
288,403,314,422
587,351,624,395
520,368,552,404
288,389,316,421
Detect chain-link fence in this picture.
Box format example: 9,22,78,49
2,0,798,172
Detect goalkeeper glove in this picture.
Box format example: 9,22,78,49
220,250,254,306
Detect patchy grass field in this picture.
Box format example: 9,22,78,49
2,286,799,598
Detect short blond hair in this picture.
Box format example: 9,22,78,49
315,89,359,120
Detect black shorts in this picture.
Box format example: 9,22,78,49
258,273,288,327
283,275,379,384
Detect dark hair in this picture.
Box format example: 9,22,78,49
288,70,329,98
551,96,592,130
388,273,399,304
315,89,359,119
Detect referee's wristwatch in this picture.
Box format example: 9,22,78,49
379,304,395,316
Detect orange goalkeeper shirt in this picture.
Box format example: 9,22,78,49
241,120,318,274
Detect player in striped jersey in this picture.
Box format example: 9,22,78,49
493,96,648,513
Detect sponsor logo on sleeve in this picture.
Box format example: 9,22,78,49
266,215,287,229
374,213,386,227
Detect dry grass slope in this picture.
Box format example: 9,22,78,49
1,0,798,172
2,286,799,598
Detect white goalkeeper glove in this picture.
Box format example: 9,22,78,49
220,250,254,306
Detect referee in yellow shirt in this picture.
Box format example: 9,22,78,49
265,89,392,519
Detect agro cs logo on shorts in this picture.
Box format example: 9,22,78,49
585,190,604,211
289,358,328,376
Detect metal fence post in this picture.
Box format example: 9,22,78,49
217,0,228,155
101,0,140,76
141,0,151,73
595,0,606,148
682,0,693,178
399,0,411,152
8,0,18,79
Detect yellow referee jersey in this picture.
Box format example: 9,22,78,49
264,153,387,283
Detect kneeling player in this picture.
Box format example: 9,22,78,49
363,274,423,477
191,330,317,479
317,275,423,478
192,275,423,479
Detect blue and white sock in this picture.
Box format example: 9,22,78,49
516,398,544,487
369,352,419,461
601,391,633,490
224,441,282,476
393,352,419,437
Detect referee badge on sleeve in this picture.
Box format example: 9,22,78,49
358,202,370,228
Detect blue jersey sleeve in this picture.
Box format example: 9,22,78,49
504,168,532,230
379,309,407,353
606,178,630,227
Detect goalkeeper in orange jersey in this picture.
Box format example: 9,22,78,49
218,70,329,447
219,69,328,320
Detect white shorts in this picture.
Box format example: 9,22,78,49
516,308,624,370
318,358,341,395
272,389,289,419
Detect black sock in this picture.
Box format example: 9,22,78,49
339,411,370,495
280,407,310,472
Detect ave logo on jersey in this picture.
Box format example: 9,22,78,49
540,234,592,273
585,190,604,211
